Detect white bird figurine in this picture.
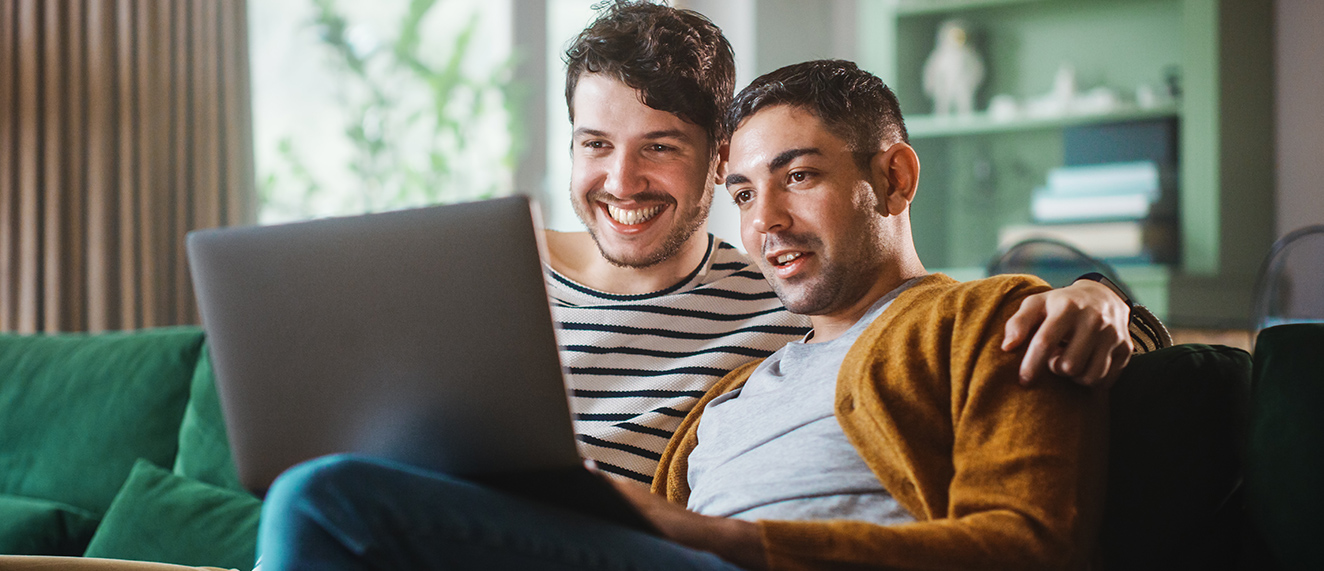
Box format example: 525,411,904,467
923,20,985,116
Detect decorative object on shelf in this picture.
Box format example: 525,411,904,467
1022,62,1125,118
987,94,1019,122
1023,63,1076,118
922,19,985,116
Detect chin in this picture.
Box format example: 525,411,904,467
591,234,671,269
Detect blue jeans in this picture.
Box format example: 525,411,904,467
258,454,748,571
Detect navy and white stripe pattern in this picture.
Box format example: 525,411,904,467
547,235,812,483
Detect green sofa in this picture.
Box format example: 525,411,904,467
0,327,260,569
1,324,1318,570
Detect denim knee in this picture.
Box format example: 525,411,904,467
265,453,371,507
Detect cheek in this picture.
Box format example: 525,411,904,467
570,158,599,193
739,212,761,254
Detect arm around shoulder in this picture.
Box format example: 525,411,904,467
754,275,1109,570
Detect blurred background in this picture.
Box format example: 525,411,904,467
0,0,1319,339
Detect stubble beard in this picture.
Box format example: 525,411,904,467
572,186,713,269
762,216,888,316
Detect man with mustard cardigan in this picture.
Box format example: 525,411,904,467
603,59,1107,570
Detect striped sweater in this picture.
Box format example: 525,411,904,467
546,234,811,483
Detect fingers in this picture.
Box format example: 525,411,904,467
1003,294,1047,351
1053,311,1104,380
1019,308,1075,385
1050,310,1134,386
1099,340,1134,389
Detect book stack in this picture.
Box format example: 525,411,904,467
999,161,1178,263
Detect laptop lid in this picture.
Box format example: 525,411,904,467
187,196,581,495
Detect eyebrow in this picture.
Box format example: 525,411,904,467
769,147,821,170
725,147,821,187
572,127,692,142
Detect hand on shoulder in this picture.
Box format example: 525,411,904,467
1002,278,1133,388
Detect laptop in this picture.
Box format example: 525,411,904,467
187,196,655,533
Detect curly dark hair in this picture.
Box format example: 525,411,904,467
727,59,909,171
564,0,736,150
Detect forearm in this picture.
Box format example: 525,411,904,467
667,515,767,571
609,474,769,570
756,511,1073,571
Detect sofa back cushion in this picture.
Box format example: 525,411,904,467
0,327,203,515
1246,323,1324,569
1098,343,1251,569
173,344,246,491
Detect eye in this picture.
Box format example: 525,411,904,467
648,143,673,153
732,189,753,205
585,140,608,149
788,170,811,184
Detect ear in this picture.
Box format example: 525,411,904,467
712,142,730,186
868,142,920,216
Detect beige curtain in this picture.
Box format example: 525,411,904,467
0,0,255,333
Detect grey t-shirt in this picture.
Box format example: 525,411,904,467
686,278,923,525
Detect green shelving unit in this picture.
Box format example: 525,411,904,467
852,0,1274,326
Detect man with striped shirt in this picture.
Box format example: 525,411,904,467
541,0,1133,484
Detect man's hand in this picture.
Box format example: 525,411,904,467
1003,279,1132,388
604,475,768,570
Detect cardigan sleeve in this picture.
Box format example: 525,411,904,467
750,276,1109,571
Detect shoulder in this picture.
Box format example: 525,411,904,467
543,230,596,277
895,273,1051,319
692,238,783,298
703,238,761,277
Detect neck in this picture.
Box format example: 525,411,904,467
807,247,926,343
544,226,711,295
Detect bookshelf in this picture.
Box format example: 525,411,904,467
851,0,1274,326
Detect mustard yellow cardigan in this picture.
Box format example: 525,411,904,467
652,274,1109,571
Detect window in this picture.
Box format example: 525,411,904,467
249,0,515,223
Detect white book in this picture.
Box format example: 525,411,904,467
1031,192,1153,222
998,220,1177,261
1045,161,1161,197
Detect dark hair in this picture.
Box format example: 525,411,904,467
564,0,736,149
727,59,909,170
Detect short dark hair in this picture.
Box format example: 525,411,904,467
564,0,736,149
727,59,909,170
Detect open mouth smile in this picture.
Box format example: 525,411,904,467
766,249,812,278
604,203,664,226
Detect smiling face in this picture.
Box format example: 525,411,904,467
569,74,719,269
725,105,891,316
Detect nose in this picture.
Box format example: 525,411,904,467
602,151,647,199
747,188,790,235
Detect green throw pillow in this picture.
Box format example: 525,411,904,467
174,344,246,492
84,459,260,569
0,494,100,555
0,327,204,514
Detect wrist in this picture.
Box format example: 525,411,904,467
1074,272,1133,309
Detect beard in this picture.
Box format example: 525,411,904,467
759,218,886,316
572,186,712,269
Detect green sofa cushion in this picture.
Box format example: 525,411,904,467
0,494,100,556
83,459,261,569
0,328,204,515
174,345,246,492
1098,343,1251,569
1247,323,1324,569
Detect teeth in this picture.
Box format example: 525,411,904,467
606,204,663,225
776,252,802,265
